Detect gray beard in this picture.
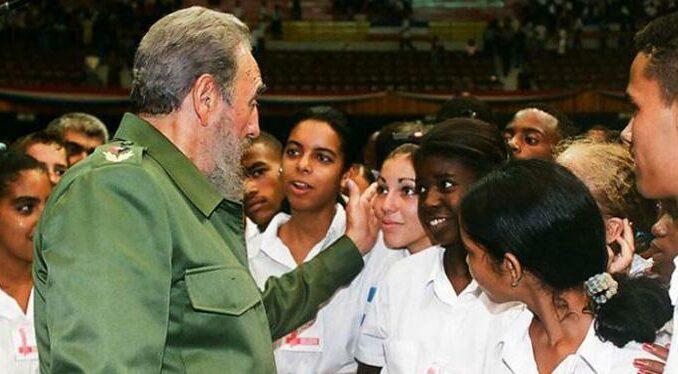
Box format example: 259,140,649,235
205,125,247,202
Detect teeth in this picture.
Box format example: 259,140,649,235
429,218,447,226
293,181,309,188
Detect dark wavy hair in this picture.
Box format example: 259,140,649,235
460,159,672,347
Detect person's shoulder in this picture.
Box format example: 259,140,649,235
47,140,157,209
62,140,146,182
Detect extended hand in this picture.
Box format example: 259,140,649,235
345,180,379,255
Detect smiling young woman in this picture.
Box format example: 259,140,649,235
356,118,512,374
373,144,432,255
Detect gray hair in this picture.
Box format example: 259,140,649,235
130,7,251,115
46,112,109,142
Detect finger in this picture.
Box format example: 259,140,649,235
362,182,379,205
643,343,670,360
606,245,614,260
634,358,665,374
346,179,359,209
614,235,634,264
606,245,616,271
368,205,379,231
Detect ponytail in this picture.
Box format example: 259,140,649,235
593,274,672,347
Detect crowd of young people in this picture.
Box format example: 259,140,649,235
2,8,678,374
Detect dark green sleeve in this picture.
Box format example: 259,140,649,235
33,164,172,373
260,236,364,340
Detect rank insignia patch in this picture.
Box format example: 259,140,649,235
103,145,135,163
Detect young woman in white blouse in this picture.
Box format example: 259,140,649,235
356,118,511,373
248,106,383,374
351,144,437,350
0,150,52,374
460,159,672,374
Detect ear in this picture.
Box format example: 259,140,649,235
191,74,221,128
604,217,624,245
502,252,523,287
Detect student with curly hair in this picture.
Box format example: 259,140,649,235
555,137,657,274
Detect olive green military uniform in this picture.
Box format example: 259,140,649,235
33,113,364,373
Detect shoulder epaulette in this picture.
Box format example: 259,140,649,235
94,140,145,165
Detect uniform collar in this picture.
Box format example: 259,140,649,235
574,322,614,373
114,113,225,217
245,217,261,241
497,308,612,374
0,287,33,320
426,246,480,306
255,204,346,269
496,307,537,373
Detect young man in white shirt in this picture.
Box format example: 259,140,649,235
620,11,678,373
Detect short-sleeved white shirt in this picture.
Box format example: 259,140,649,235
482,306,658,374
355,245,514,373
247,205,407,373
664,257,678,372
0,288,38,374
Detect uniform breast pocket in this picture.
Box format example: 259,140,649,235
384,340,421,374
185,265,261,315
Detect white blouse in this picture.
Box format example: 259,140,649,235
247,205,406,373
481,306,658,374
356,246,515,373
0,288,38,374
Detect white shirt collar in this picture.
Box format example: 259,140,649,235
498,308,613,374
254,204,346,269
245,217,261,242
0,287,33,320
425,246,480,306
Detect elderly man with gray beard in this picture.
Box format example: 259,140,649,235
32,7,378,373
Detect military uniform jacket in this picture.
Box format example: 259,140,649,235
32,113,364,373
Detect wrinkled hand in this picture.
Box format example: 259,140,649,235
634,343,669,374
345,181,379,255
607,218,635,274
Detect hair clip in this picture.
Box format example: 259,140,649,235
584,272,618,305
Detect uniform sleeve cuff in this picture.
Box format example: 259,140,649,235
319,235,364,285
355,333,386,367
